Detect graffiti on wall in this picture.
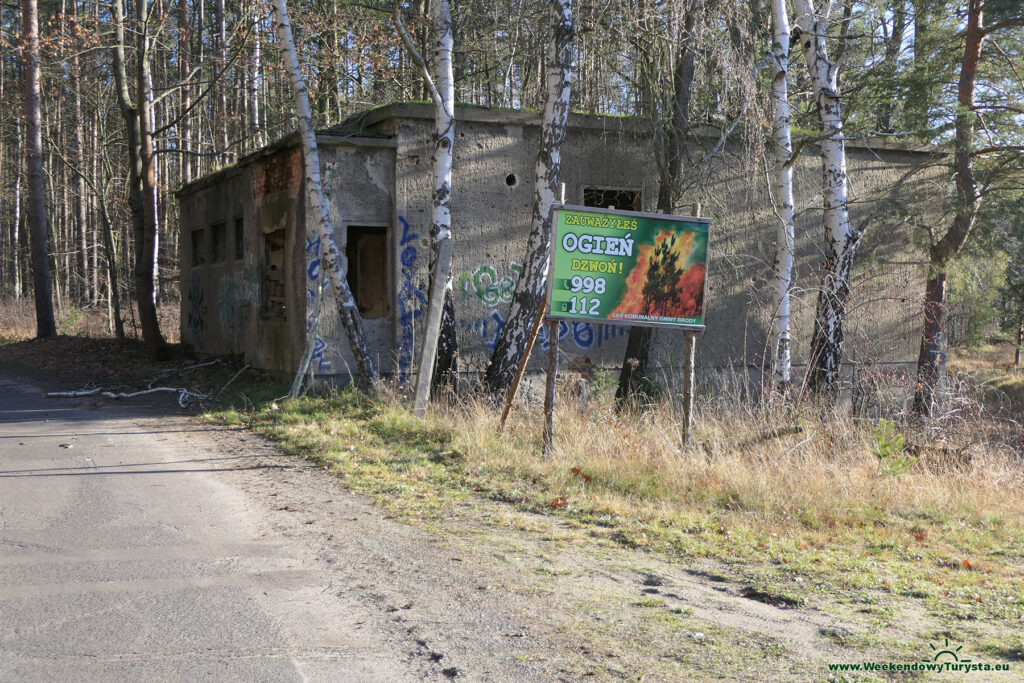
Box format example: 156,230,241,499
304,235,331,373
455,259,629,353
217,269,259,342
187,278,207,343
396,216,427,381
458,307,629,353
458,261,522,306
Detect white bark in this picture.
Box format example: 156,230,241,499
47,387,209,408
394,1,456,414
484,0,574,396
770,0,795,388
794,0,858,391
251,9,263,148
270,0,377,388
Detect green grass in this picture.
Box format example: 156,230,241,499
203,379,1024,665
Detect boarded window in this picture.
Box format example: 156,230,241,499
191,228,206,266
583,187,641,211
346,226,389,319
234,217,244,261
211,221,227,263
262,229,286,320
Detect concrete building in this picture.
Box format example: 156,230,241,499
177,103,944,389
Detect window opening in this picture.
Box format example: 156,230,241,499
583,187,641,211
234,217,244,261
191,228,206,267
262,229,287,320
347,226,389,319
211,221,227,263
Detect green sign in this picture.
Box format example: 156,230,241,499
547,205,710,329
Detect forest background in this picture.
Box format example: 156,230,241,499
0,0,1022,374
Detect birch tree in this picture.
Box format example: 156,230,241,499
393,0,458,410
483,0,574,398
21,0,55,337
270,0,378,388
770,0,795,388
793,0,857,393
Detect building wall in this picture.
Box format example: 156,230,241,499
379,105,943,388
301,140,396,379
180,104,946,390
180,142,309,376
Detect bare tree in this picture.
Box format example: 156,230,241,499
270,0,378,388
483,0,574,398
793,0,857,393
21,0,55,337
770,0,795,388
616,6,697,405
111,0,165,358
394,0,458,411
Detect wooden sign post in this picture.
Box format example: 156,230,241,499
681,203,701,447
503,192,709,455
542,319,558,455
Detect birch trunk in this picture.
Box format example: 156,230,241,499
394,0,458,411
770,0,795,389
217,0,229,161
794,0,857,393
22,0,56,337
178,0,191,185
250,7,263,149
483,0,574,397
270,0,378,388
13,121,22,299
135,0,167,357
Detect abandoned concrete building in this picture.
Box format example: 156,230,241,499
177,102,944,388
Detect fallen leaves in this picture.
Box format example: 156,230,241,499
570,466,592,483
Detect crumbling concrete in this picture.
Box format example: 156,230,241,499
177,103,945,390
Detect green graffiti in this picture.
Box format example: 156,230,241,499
459,262,521,306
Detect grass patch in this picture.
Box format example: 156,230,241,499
198,349,1024,664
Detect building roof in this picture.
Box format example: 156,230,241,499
177,101,946,197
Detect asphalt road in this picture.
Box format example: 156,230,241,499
0,373,542,682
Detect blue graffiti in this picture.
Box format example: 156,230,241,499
461,315,629,353
311,335,331,373
396,216,426,381
303,235,331,370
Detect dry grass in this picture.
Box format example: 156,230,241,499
0,297,180,343
443,391,1024,540
207,366,1024,637
949,344,1024,414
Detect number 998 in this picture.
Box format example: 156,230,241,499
569,275,606,294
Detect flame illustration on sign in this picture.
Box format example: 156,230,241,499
611,229,705,319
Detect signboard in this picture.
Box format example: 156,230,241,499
547,205,710,329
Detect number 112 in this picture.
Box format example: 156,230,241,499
568,296,600,316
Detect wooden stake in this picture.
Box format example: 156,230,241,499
499,304,546,431
681,202,702,446
682,330,696,446
543,319,558,455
